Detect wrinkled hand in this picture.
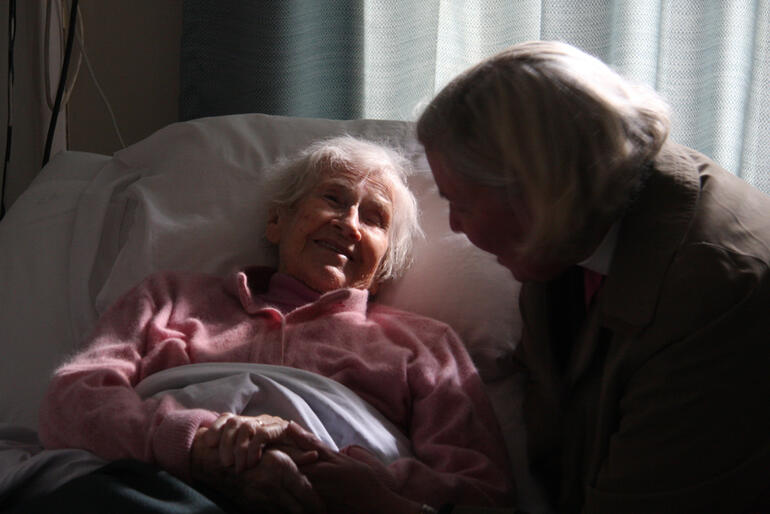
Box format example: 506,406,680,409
301,445,420,514
191,413,328,513
201,413,320,473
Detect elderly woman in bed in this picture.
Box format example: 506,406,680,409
38,136,513,513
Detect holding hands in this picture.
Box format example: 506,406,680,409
190,413,419,514
197,413,320,473
303,444,422,514
191,413,325,513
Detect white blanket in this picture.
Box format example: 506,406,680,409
0,363,413,504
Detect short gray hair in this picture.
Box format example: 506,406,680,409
417,40,670,261
266,135,422,284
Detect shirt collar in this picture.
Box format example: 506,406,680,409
578,221,621,276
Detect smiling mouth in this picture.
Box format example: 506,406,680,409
315,239,353,260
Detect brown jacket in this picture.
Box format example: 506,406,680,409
516,143,770,513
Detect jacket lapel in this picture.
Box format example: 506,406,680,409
566,298,604,386
601,143,700,333
552,142,701,387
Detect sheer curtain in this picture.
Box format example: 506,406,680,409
362,0,769,193
181,0,769,192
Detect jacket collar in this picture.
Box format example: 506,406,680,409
599,142,701,333
578,222,620,276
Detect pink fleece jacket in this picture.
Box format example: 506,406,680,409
39,267,513,506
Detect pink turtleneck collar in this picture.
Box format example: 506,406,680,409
229,266,370,316
257,271,323,314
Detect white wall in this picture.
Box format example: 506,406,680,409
0,0,182,210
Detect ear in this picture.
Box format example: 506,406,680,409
265,207,284,244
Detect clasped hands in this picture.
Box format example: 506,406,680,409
190,413,414,514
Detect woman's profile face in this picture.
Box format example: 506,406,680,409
266,168,393,293
427,150,564,282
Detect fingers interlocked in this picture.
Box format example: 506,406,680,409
192,413,331,513
204,413,290,472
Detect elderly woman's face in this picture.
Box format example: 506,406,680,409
266,169,393,293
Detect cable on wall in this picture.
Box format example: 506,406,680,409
0,0,16,221
74,17,125,148
44,0,83,111
41,0,79,168
43,1,125,154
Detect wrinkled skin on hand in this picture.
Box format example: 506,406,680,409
191,413,421,514
201,413,314,473
190,413,326,514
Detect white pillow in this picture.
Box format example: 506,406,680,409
0,151,110,429
72,114,522,379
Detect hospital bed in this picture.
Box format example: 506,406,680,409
0,113,547,512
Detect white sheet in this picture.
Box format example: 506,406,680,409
135,363,413,462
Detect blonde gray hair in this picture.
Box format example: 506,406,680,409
266,135,422,284
417,40,670,261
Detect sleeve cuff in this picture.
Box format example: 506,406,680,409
152,406,219,481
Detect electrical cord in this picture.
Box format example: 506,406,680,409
41,0,79,168
0,0,16,221
44,0,125,153
75,23,125,148
3,0,123,219
44,0,83,111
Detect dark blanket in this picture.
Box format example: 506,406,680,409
2,459,235,514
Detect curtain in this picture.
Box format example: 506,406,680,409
181,1,365,120
180,0,769,193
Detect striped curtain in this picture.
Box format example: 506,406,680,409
181,0,769,193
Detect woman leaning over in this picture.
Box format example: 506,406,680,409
416,41,770,514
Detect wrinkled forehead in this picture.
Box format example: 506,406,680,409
317,164,395,207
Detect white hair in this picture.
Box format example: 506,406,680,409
266,135,423,283
418,40,670,261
